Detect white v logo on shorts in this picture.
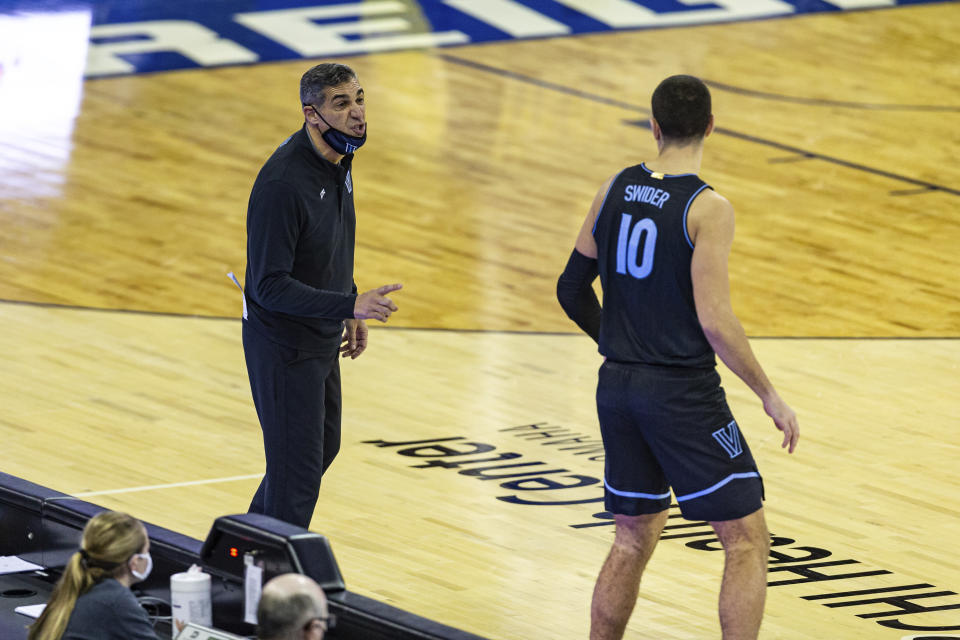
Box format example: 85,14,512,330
712,420,743,459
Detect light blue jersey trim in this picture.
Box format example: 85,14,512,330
675,472,759,502
604,478,671,500
640,162,698,178
682,184,710,250
592,169,625,235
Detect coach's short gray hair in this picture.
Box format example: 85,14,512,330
300,63,358,107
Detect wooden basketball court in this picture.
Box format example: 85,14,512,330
2,1,959,637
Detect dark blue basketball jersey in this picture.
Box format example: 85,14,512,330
593,163,716,368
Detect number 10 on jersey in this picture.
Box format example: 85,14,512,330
616,213,658,279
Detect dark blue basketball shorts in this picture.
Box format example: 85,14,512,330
597,361,764,522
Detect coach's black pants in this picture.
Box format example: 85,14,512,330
243,321,342,529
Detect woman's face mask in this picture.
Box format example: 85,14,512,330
130,552,152,582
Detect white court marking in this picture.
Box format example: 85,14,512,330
69,473,263,498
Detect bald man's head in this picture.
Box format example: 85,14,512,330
257,574,330,640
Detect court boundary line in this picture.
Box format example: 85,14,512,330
703,78,960,112
63,473,263,498
435,53,960,197
1,298,956,339
0,297,235,320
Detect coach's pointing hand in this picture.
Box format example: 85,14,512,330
354,283,402,322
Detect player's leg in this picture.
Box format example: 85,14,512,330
591,511,668,640
710,508,770,640
593,362,671,640
641,366,768,638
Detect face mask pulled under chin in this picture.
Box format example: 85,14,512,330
130,552,153,582
322,127,366,155
312,106,366,155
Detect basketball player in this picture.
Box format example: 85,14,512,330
242,63,402,529
556,75,799,639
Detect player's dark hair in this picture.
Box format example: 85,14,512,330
651,75,712,144
300,63,358,108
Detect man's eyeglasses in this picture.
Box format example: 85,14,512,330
303,613,337,633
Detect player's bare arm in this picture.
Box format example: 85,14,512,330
688,190,799,452
573,173,618,259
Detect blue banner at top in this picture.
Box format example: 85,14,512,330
0,0,949,78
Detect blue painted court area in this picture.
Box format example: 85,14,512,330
0,0,953,77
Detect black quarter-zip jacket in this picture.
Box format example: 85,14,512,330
243,126,358,350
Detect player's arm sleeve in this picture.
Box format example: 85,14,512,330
556,249,601,343
246,180,357,319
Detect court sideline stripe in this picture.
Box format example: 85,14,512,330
435,53,960,197
66,473,263,498
1,298,957,339
704,79,960,112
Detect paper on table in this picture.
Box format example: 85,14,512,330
243,560,262,625
15,604,46,619
0,556,43,575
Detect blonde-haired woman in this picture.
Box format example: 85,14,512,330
28,510,158,640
